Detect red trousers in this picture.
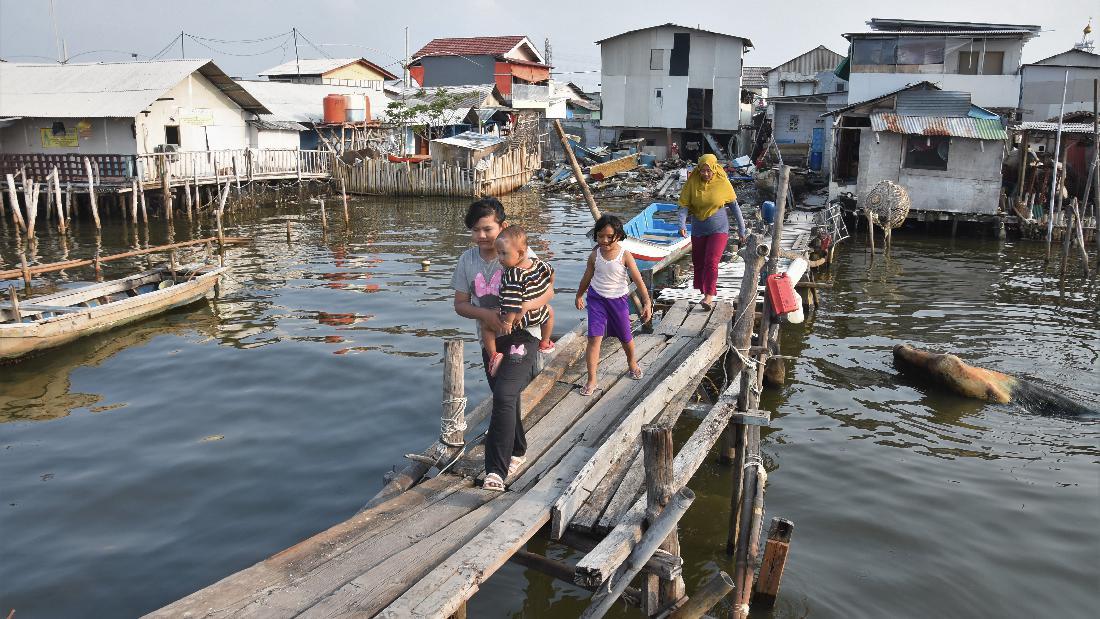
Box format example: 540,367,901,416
691,233,728,296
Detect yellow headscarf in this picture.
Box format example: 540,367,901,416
678,154,736,221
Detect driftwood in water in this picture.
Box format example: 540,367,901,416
893,344,1097,416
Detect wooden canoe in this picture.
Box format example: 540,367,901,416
621,202,692,267
0,264,227,361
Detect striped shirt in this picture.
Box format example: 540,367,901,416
499,257,554,329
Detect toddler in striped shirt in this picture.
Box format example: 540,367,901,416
482,225,555,376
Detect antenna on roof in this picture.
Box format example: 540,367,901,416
48,0,65,63
293,27,301,76
1075,18,1095,52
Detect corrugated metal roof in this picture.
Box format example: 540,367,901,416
895,90,971,116
823,81,941,117
765,46,845,76
1015,121,1095,134
742,66,770,88
846,30,1036,38
250,116,308,132
432,131,505,149
0,59,268,118
867,18,1041,33
259,57,397,80
871,113,1007,139
235,80,389,123
596,23,753,48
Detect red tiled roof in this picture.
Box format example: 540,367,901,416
413,36,528,60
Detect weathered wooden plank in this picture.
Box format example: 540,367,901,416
551,310,730,538
588,153,640,179
373,327,703,617
574,375,742,589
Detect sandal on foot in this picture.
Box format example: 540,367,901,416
580,384,598,397
699,301,713,311
483,473,505,492
508,456,526,478
488,352,504,377
628,368,644,380
539,341,556,353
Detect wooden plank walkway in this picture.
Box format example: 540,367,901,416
148,300,738,618
656,215,816,304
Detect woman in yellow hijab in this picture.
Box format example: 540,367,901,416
678,154,746,310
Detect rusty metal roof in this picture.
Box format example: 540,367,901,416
871,113,1007,139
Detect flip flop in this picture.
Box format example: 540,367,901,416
699,301,713,311
483,473,505,492
539,341,556,353
488,352,504,377
508,456,526,478
580,384,598,397
628,368,644,380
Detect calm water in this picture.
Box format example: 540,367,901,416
1,196,1097,618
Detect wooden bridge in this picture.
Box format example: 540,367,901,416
150,170,826,618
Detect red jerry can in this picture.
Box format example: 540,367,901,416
766,273,800,315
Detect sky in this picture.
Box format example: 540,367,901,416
0,0,1095,91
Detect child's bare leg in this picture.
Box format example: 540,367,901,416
584,336,602,392
480,319,497,357
539,306,555,350
623,338,641,375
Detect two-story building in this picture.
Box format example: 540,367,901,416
763,46,848,170
597,23,752,160
841,18,1041,113
408,36,550,109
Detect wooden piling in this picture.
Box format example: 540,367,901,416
51,168,66,233
183,178,193,219
19,252,32,289
319,198,328,232
642,424,685,614
669,571,735,619
83,157,101,228
1071,199,1091,277
161,163,173,222
732,437,766,619
5,174,26,231
340,178,350,226
439,339,466,448
23,178,38,239
753,517,794,606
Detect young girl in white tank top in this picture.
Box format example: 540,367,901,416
574,215,653,396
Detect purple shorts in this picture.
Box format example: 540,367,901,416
587,289,633,343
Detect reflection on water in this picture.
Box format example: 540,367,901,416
1,200,1098,618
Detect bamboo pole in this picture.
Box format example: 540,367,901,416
1071,199,1091,277
552,119,601,221
1046,69,1070,258
0,236,246,280
83,157,101,228
669,571,735,619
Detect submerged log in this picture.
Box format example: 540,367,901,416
892,344,1097,416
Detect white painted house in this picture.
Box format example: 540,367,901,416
1019,48,1100,121
0,59,268,160
842,19,1040,111
598,23,752,159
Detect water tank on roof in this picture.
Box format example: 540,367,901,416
323,94,346,124
344,95,369,122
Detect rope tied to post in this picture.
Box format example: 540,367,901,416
439,396,468,442
744,453,768,485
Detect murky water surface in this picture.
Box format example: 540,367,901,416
1,195,1097,618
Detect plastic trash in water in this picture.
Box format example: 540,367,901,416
761,200,776,224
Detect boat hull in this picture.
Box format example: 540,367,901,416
0,267,226,361
622,202,692,268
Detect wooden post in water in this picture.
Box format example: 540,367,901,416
1071,199,1091,277
753,517,794,607
19,251,32,289
161,159,173,222
319,198,328,233
721,235,767,466
51,168,66,233
139,184,149,225
83,157,101,229
216,183,230,267
5,174,26,231
23,178,38,239
641,424,685,614
129,179,139,223
183,178,193,220
439,339,467,448
340,178,350,226
552,119,601,221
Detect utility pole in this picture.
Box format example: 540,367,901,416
180,31,186,59
293,27,301,77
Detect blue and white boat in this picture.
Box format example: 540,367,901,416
621,202,691,267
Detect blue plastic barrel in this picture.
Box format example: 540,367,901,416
761,200,776,224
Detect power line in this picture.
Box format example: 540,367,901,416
294,28,331,60
183,33,292,57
